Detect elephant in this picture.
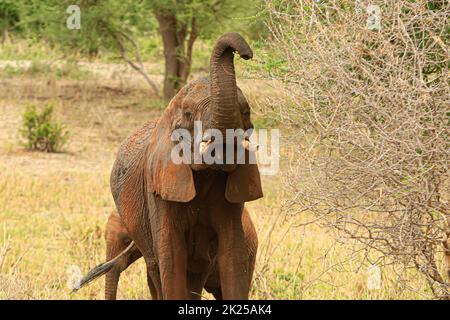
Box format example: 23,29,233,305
76,32,263,300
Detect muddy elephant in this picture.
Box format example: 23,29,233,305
76,32,263,300
94,209,257,300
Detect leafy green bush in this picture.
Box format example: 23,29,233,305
20,104,69,153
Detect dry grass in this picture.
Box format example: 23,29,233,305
0,63,430,299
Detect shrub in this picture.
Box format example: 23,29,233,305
20,104,69,153
263,0,449,299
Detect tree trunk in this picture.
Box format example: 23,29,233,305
155,13,198,101
180,19,197,84
1,28,9,45
155,13,179,101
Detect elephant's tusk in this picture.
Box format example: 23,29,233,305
199,141,211,154
201,140,259,153
242,140,259,152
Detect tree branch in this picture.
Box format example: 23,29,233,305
113,32,160,97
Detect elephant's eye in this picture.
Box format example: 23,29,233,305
184,111,192,118
243,111,250,117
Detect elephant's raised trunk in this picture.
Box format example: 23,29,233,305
209,32,253,132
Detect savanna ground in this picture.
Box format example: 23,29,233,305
0,43,432,300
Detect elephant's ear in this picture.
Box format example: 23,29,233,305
225,163,263,203
146,119,196,203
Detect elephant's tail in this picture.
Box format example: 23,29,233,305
71,241,135,293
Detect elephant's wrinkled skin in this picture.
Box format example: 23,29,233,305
104,208,257,300
78,32,263,300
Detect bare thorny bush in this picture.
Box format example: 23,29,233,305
263,0,449,298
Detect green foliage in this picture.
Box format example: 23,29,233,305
0,0,20,32
228,1,270,41
149,0,266,40
14,0,267,56
15,1,150,57
20,103,69,153
138,36,163,60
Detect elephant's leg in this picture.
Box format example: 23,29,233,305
149,198,189,300
146,269,158,299
105,236,126,300
104,242,142,300
115,196,162,299
105,267,120,300
144,258,163,300
217,237,249,299
105,211,144,300
130,238,162,299
247,249,256,290
242,207,258,291
157,205,189,299
212,204,250,300
104,242,126,300
205,208,256,301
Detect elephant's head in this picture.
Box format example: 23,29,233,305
147,32,263,203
